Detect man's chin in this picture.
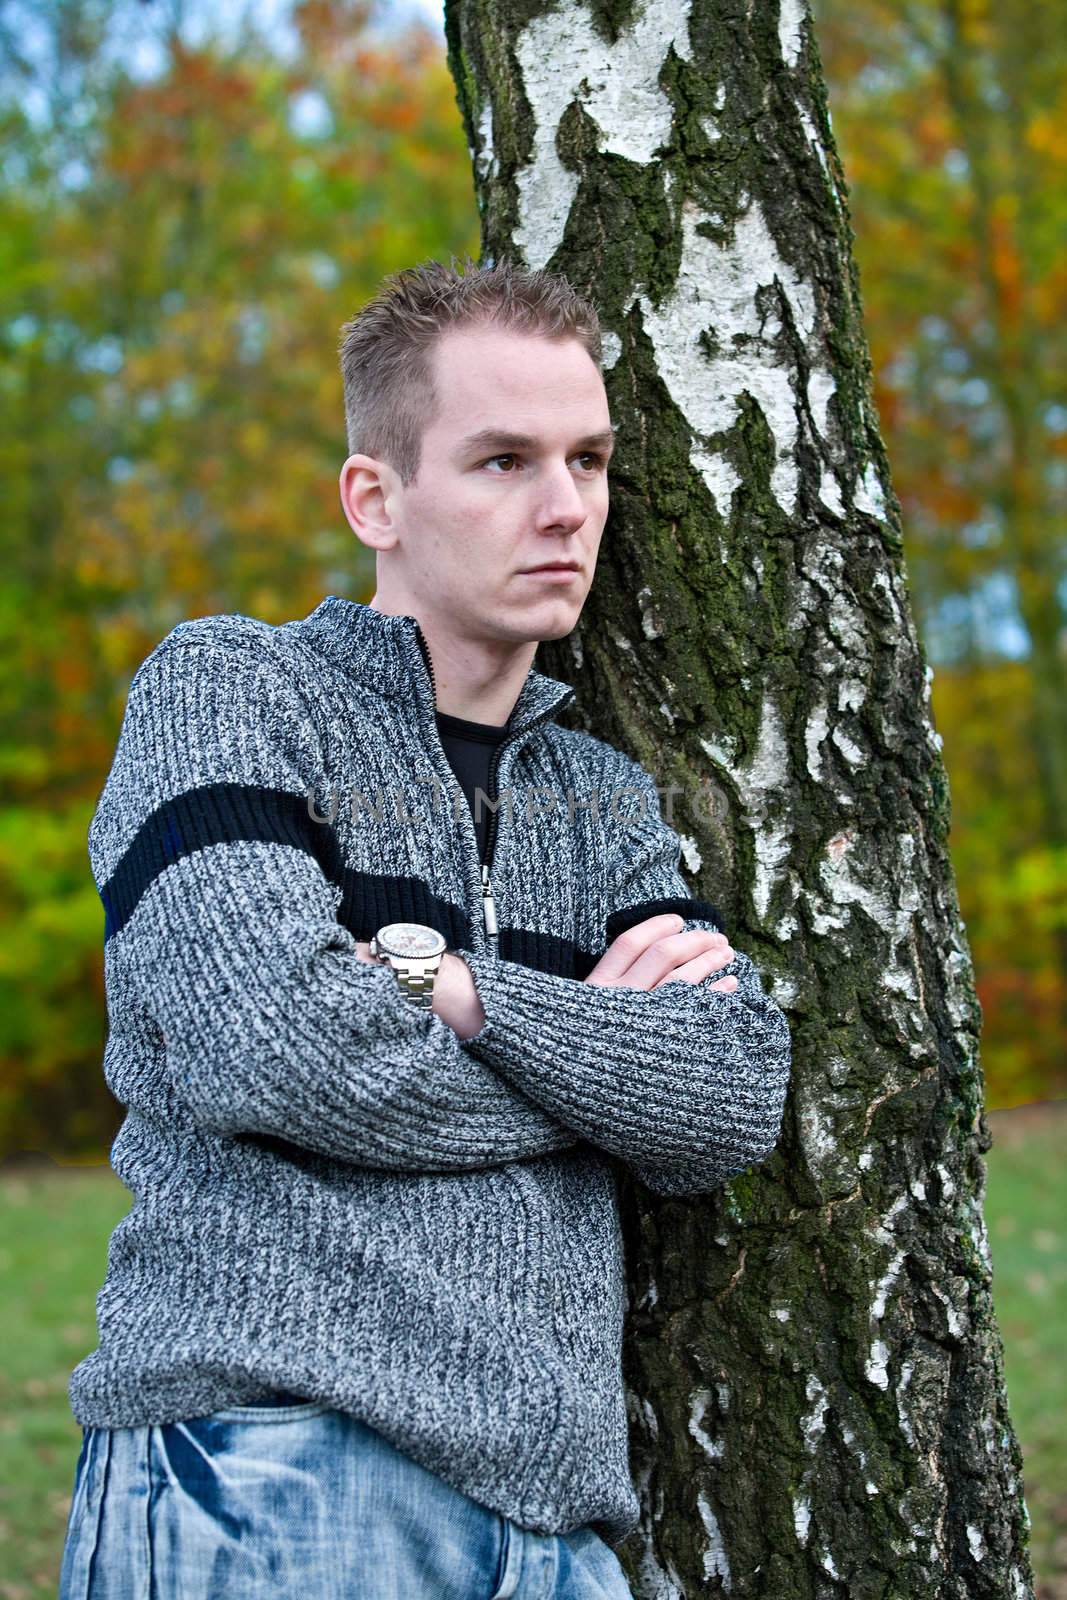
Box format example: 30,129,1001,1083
513,596,586,640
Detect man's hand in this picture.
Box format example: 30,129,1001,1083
354,911,736,1040
355,943,487,1040
583,913,738,993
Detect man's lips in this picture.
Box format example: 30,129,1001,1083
518,569,585,582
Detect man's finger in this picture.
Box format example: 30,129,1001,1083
624,929,732,992
585,913,685,984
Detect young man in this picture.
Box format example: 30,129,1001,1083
59,257,791,1598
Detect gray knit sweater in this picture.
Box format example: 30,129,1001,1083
69,594,792,1549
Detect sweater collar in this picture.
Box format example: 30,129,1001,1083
297,594,577,734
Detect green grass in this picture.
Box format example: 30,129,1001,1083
0,1104,1064,1599
0,1159,129,1599
985,1102,1067,1598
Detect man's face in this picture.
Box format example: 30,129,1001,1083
357,324,614,648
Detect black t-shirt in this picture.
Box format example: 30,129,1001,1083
434,708,510,865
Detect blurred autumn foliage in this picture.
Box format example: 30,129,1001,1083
815,0,1067,1109
0,0,1062,1158
0,0,481,1155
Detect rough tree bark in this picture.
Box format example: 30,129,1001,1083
444,0,1035,1595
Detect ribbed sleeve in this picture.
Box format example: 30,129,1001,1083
91,636,579,1170
462,761,792,1195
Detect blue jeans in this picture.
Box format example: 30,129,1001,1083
58,1395,635,1598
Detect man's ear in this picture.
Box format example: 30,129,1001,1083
339,453,400,552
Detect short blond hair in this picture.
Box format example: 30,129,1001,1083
337,253,604,487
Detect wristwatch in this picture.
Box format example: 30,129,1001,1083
369,922,448,1010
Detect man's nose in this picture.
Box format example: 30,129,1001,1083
535,465,588,528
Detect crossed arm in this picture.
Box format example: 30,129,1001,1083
98,633,790,1192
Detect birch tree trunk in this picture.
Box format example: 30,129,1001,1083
443,0,1035,1593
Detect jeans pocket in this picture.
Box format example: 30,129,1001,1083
487,1515,516,1600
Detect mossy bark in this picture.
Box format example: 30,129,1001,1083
444,0,1034,1593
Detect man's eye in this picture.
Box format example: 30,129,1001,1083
482,453,608,472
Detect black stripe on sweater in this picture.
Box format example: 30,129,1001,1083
605,896,725,943
99,783,590,975
100,785,348,943
99,785,722,979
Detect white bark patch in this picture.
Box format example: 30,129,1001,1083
831,723,865,767
634,198,834,516
793,1494,811,1546
698,693,792,920
807,369,836,437
966,1183,994,1274
819,470,845,515
697,1492,733,1588
865,1339,890,1389
920,660,945,754
799,106,834,194
691,444,741,520
896,1358,916,1446
636,585,663,638
870,1248,906,1320
871,567,904,632
699,731,740,768
679,832,703,873
931,1281,968,1338
601,330,623,370
778,0,805,67
943,940,973,1028
814,546,870,661
810,828,926,1043
474,99,497,183
633,1544,687,1600
513,0,694,270
967,1524,987,1562
796,1089,841,1188
809,899,850,935
854,461,888,521
837,677,866,714
772,1306,791,1321
805,696,829,779
801,1374,829,1451
689,1389,726,1459
745,694,791,918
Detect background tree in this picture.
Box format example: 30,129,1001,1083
443,0,1033,1593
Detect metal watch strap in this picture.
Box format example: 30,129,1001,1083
394,965,437,1010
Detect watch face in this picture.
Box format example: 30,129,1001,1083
375,922,447,959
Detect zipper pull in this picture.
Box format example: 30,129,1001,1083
481,863,498,938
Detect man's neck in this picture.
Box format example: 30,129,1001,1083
369,597,537,725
